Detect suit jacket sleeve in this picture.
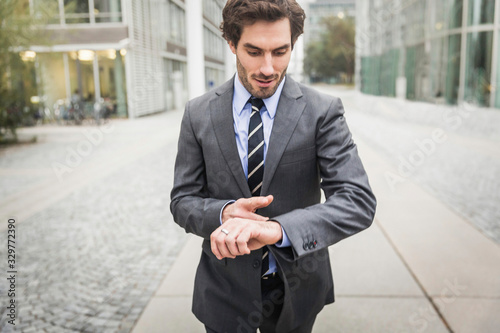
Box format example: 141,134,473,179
272,96,377,260
170,100,227,239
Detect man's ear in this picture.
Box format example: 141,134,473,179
229,41,237,54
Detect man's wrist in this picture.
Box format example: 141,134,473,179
269,219,291,248
266,219,283,244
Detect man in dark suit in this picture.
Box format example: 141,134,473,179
170,0,376,332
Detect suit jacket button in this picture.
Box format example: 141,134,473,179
313,240,318,248
252,260,260,269
303,243,309,250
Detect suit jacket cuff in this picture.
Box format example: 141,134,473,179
219,200,236,224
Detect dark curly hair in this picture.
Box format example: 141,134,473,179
220,0,305,49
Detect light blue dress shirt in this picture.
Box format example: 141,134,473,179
220,75,291,274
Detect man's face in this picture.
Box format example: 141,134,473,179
229,18,292,99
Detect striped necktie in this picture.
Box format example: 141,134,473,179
247,97,270,277
247,97,265,196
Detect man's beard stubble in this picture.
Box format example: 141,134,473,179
236,57,287,99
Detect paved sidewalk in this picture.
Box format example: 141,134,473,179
0,112,189,332
1,86,498,332
132,115,500,331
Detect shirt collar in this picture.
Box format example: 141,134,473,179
233,75,286,120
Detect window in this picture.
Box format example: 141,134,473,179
64,0,90,24
166,1,186,46
33,0,60,24
164,59,187,110
433,1,446,32
205,67,224,91
445,34,461,104
429,37,446,100
94,0,122,23
38,53,70,113
468,0,495,26
465,31,493,106
203,0,222,27
448,0,463,29
68,50,95,107
39,0,121,24
96,50,127,116
204,27,224,60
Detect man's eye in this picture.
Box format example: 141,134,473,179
248,51,260,56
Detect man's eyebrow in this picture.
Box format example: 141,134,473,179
242,43,291,51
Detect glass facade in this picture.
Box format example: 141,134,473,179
203,0,223,27
496,34,500,108
68,51,95,102
465,31,493,106
306,0,355,44
18,0,228,118
164,59,188,111
34,0,123,25
33,0,61,24
204,27,225,60
205,67,225,91
468,0,495,25
429,37,447,101
94,0,122,23
358,0,500,109
96,50,127,115
35,50,126,119
449,0,463,29
165,2,186,46
445,34,461,104
38,53,69,112
64,0,90,24
202,0,227,92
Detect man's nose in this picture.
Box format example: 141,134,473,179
260,54,274,76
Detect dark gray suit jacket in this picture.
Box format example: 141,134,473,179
170,76,376,333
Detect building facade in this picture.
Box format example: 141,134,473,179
24,0,229,119
300,0,355,83
305,0,355,44
356,0,499,109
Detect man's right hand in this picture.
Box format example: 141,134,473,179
221,195,274,223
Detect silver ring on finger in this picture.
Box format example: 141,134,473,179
221,228,230,235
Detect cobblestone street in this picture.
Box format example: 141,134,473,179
0,86,499,332
0,111,187,332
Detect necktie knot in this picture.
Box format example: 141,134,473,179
249,97,264,111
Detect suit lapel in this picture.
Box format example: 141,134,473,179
261,77,305,195
210,78,252,197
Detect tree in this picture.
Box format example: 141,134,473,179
304,16,356,84
0,0,54,142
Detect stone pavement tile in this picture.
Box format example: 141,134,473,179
137,224,428,331
338,88,500,244
155,235,202,297
314,297,449,333
0,112,187,333
331,222,423,297
119,318,136,332
356,139,500,298
131,296,204,333
434,298,500,333
0,112,183,232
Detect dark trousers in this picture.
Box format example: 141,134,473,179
206,275,316,333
